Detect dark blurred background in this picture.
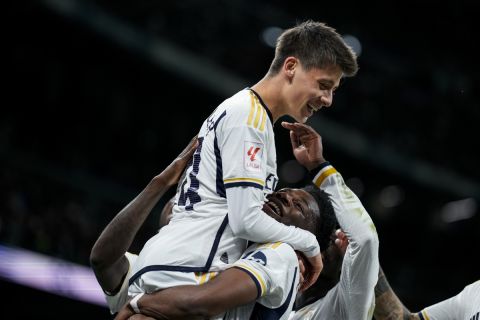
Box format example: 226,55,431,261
3,0,479,318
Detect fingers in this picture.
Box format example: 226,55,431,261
299,254,323,292
282,121,317,136
289,130,300,149
334,229,349,254
178,135,199,161
295,252,307,289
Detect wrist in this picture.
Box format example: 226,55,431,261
307,160,329,174
305,159,326,171
130,292,145,313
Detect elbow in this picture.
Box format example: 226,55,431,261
89,246,106,270
229,223,247,238
228,212,250,239
355,231,379,261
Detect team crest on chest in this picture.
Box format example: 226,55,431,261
244,141,263,172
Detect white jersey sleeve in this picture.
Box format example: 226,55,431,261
224,242,300,320
419,280,480,320
220,90,319,257
104,252,138,314
226,187,320,257
291,162,379,320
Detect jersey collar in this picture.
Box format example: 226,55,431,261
248,88,274,124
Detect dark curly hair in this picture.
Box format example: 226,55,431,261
302,184,337,252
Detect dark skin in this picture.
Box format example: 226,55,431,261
114,187,323,320
115,122,335,320
295,228,348,309
374,266,419,320
89,136,198,294
92,122,326,319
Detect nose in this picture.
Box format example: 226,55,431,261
320,90,333,108
277,191,293,207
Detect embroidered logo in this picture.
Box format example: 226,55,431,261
244,141,263,172
247,251,267,266
247,146,260,161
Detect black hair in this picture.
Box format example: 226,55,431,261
302,184,337,252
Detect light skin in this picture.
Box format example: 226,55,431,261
252,57,342,123
115,123,339,320
92,122,329,320
114,187,323,320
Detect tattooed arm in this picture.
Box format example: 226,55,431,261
374,266,420,320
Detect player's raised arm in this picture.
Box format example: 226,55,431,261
90,136,197,293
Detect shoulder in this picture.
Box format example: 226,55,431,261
245,242,298,267
220,89,270,131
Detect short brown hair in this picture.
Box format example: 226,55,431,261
269,20,358,77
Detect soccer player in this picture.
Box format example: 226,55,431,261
115,124,379,320
374,267,479,320
128,19,358,300
116,185,337,320
281,123,380,320
89,137,198,314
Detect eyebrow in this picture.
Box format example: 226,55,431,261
300,197,310,209
318,79,339,89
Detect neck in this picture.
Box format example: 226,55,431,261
251,74,286,123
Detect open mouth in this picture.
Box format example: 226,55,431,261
307,103,320,113
263,200,282,218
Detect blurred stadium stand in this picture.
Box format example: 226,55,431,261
3,0,479,318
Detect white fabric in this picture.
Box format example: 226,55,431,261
290,165,379,320
104,252,137,314
223,242,300,320
129,292,144,313
421,280,480,320
129,88,319,293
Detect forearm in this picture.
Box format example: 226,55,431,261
137,288,206,320
134,268,257,319
90,175,171,268
374,267,418,320
226,187,320,257
313,163,378,249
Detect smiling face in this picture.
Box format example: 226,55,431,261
283,58,343,123
262,188,320,234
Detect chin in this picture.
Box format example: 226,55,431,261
298,116,308,124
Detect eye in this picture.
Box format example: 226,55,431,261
294,201,304,213
319,83,329,90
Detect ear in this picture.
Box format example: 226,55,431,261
283,56,298,80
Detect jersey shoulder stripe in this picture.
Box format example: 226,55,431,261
234,264,266,298
246,90,268,132
224,177,265,189
418,310,429,320
312,162,338,187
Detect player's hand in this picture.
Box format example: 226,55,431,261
155,135,198,186
281,122,325,171
296,251,307,289
114,300,135,320
300,253,323,292
334,229,349,255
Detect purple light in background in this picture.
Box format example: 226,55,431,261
0,244,107,307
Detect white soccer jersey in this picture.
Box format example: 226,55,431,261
129,88,319,292
104,252,138,314
290,163,379,320
223,242,300,320
418,280,480,320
